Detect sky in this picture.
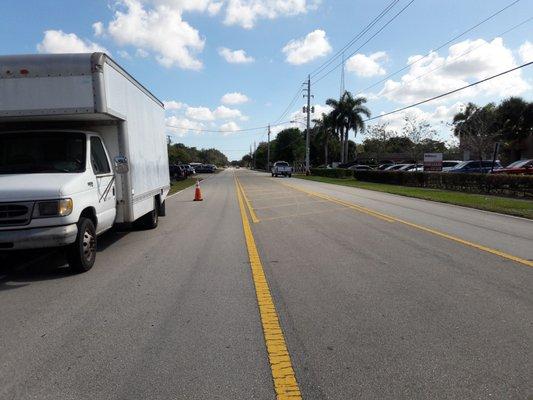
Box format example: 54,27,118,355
1,0,532,161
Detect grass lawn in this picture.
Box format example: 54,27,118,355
169,178,198,195
296,176,533,219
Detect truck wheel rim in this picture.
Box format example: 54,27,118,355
83,229,95,261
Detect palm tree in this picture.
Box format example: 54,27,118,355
313,113,337,166
325,97,344,162
326,91,370,163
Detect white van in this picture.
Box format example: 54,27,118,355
0,53,170,272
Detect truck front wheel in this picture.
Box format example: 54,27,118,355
67,217,96,273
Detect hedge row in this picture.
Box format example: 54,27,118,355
353,170,533,199
310,168,354,178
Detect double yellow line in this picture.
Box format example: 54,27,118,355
235,174,302,399
281,181,533,268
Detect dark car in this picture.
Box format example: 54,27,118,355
492,159,533,175
378,163,394,170
169,164,186,180
348,164,373,171
448,160,502,173
195,164,216,173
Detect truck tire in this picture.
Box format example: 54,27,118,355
288,174,292,178
139,198,159,230
271,173,274,177
67,217,96,273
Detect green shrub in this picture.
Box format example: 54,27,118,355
353,170,533,199
311,168,354,178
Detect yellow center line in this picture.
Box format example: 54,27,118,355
234,173,302,400
281,180,533,268
236,177,260,223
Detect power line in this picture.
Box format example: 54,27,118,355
373,15,533,101
313,0,415,85
355,0,522,97
273,84,304,124
364,61,533,122
165,120,290,133
310,0,400,79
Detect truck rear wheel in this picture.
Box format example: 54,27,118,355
67,217,96,273
138,198,159,230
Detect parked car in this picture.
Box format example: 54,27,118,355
378,163,394,170
448,160,502,173
271,161,292,177
0,53,169,272
442,160,462,171
195,164,216,173
385,164,410,171
403,164,424,172
348,164,373,171
492,159,533,175
169,164,186,180
181,164,195,176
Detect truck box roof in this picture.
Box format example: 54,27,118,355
0,52,163,121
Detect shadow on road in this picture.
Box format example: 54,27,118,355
0,228,130,291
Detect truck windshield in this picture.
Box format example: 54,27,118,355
0,132,86,174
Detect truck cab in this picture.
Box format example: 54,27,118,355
0,53,170,272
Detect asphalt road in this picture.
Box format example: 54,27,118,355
1,168,532,399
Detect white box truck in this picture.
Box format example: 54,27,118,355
0,53,170,272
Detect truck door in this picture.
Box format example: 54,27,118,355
90,136,116,233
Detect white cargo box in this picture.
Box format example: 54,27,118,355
0,53,170,223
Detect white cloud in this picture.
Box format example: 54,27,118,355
221,92,250,105
218,47,255,63
224,0,319,29
282,29,331,65
92,22,104,37
377,103,464,135
164,100,184,110
219,121,241,135
136,48,149,58
37,30,108,54
378,38,530,105
166,116,205,137
346,51,387,77
214,105,243,119
153,0,223,14
118,50,132,59
106,0,205,70
518,41,533,63
186,106,215,121
185,105,245,121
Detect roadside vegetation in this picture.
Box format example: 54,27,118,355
297,175,533,219
169,178,198,195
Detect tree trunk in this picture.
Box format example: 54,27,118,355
339,127,344,163
344,130,349,162
353,131,358,161
324,135,328,166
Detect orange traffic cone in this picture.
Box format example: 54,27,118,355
194,179,203,201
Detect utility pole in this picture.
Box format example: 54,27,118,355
304,74,312,175
267,124,271,172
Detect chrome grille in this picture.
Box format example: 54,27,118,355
0,202,33,226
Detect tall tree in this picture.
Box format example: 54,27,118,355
453,103,498,163
402,114,436,164
313,113,337,166
326,91,370,163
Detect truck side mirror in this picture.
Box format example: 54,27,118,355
114,156,129,174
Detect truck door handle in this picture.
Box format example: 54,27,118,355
88,182,94,187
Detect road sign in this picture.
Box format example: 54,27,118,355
424,153,443,172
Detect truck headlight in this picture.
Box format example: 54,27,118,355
33,199,73,218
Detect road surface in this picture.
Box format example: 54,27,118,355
1,168,532,399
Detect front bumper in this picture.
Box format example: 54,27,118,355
0,224,78,250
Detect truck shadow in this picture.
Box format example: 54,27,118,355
0,229,130,291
